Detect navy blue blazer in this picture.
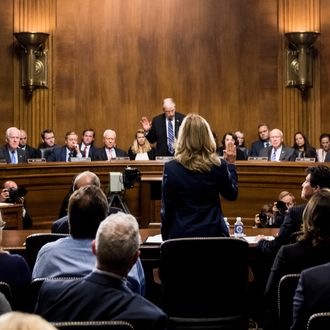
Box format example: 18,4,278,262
47,146,77,162
20,145,38,159
259,146,296,161
79,143,97,159
35,271,167,330
249,140,269,157
92,147,128,160
292,262,330,330
325,151,330,162
145,112,185,156
161,159,238,240
0,145,27,163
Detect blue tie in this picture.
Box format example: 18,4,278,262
271,149,276,161
167,119,174,154
11,151,17,164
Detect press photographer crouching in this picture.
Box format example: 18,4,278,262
0,180,32,229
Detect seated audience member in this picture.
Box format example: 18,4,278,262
47,131,82,162
38,129,57,159
292,131,316,159
217,132,246,160
0,292,11,315
141,97,185,157
259,128,296,161
254,191,295,228
19,129,38,159
249,123,271,157
35,212,167,330
292,261,330,330
34,185,145,295
0,180,32,228
53,170,101,230
264,189,330,330
161,114,237,240
0,312,57,330
0,218,31,310
92,129,127,160
0,127,27,164
128,129,156,160
79,129,97,158
316,133,330,162
235,130,249,159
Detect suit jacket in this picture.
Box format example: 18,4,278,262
35,271,167,330
145,112,185,156
47,146,80,162
161,159,238,240
38,146,57,159
257,204,305,258
79,143,97,159
292,262,330,330
325,151,330,162
20,144,38,159
51,215,69,233
92,147,127,161
127,147,156,160
0,145,27,163
249,140,270,157
259,145,296,161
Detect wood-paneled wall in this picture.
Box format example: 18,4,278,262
0,0,327,151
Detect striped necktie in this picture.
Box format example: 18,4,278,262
167,119,174,154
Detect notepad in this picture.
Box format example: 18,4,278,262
243,236,275,244
145,234,163,243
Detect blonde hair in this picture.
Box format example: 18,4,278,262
175,113,220,172
131,129,152,154
0,312,57,330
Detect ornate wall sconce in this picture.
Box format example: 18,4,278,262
14,32,49,97
285,31,320,92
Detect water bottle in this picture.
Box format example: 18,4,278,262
224,217,230,235
234,217,244,238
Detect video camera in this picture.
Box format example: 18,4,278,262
122,166,141,189
6,186,27,203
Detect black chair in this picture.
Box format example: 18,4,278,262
0,281,12,306
307,312,330,330
277,273,301,330
25,233,70,271
159,237,249,330
51,320,134,329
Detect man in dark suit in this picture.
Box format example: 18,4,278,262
140,98,185,156
47,131,82,162
19,129,38,159
325,150,330,162
0,127,27,164
259,128,296,161
38,129,59,159
35,211,167,330
292,262,330,330
249,123,271,157
92,129,127,160
79,129,97,159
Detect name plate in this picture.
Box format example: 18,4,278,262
28,158,46,163
70,157,91,162
248,157,268,161
111,157,130,161
295,157,316,162
155,156,174,162
0,159,7,164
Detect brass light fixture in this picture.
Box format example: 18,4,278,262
14,32,49,97
285,31,320,92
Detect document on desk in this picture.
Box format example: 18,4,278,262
243,236,275,244
145,234,163,244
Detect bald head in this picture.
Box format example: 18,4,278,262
73,171,100,191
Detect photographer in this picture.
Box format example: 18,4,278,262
0,181,32,229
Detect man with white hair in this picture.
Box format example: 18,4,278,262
0,127,27,163
35,212,167,330
92,129,127,160
141,97,185,156
259,128,296,161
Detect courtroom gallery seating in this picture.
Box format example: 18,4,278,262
0,281,12,306
51,320,134,329
159,237,249,330
277,273,301,330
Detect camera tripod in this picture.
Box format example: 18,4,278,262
107,192,130,214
